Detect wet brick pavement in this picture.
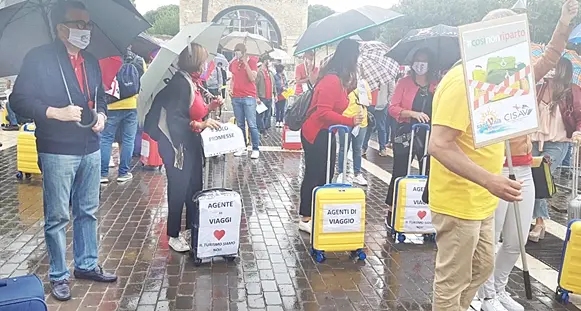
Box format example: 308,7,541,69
0,127,579,311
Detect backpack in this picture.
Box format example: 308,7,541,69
117,55,142,100
285,81,318,131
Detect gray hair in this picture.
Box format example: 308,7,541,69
482,9,517,21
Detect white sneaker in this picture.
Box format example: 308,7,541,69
250,150,260,159
481,298,509,311
234,150,246,157
353,174,368,186
497,291,524,311
298,220,312,234
117,173,133,183
168,236,190,252
100,177,109,184
336,173,352,184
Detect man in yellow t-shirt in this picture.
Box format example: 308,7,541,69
428,64,522,311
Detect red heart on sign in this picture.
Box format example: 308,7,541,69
214,230,226,240
417,210,427,220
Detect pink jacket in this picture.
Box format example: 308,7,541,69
388,75,438,123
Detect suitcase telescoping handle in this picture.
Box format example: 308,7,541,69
327,125,350,184
407,123,430,176
572,141,580,200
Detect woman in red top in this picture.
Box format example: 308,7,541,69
298,39,364,233
146,43,222,252
385,48,438,215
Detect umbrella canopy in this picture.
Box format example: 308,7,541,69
358,41,399,91
569,23,581,44
562,49,581,86
269,48,290,60
0,0,151,77
138,22,226,126
387,24,460,71
220,31,272,56
294,6,403,56
131,33,161,61
213,53,228,66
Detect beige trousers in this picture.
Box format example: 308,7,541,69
432,211,494,311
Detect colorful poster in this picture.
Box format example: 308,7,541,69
197,191,242,258
458,14,539,148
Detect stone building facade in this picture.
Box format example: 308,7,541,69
180,0,308,55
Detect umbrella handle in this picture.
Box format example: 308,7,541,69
75,108,98,129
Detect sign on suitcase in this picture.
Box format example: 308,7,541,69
196,192,242,258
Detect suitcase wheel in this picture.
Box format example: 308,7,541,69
397,233,406,243
193,258,203,266
16,171,23,180
423,234,436,242
555,286,570,304
311,248,326,263
223,255,236,262
351,249,366,261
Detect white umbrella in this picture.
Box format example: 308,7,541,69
220,31,273,56
138,22,226,126
269,48,291,60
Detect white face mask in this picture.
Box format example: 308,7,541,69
412,62,429,76
235,51,242,59
66,27,91,50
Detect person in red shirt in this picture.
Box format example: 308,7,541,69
255,55,276,136
145,43,222,253
229,43,261,159
294,50,319,96
298,39,363,233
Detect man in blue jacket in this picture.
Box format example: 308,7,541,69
10,1,117,301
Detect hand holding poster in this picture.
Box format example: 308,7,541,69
201,123,246,157
459,14,539,148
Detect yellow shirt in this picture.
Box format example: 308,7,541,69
345,81,370,128
428,65,504,220
108,59,147,110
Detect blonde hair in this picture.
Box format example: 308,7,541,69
178,43,209,74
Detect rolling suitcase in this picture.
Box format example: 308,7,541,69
310,125,366,263
190,147,242,266
390,123,435,243
555,220,581,304
568,142,581,221
0,274,47,311
16,123,41,180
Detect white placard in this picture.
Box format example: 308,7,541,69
285,129,301,143
201,123,246,157
256,103,268,114
197,191,242,258
141,139,150,157
459,14,538,148
401,180,434,233
322,203,363,233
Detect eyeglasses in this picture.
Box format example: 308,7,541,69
63,20,94,31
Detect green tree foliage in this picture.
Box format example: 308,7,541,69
308,5,335,26
144,4,179,36
380,0,577,46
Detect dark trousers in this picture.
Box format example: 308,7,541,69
257,97,273,131
158,134,203,238
299,130,336,217
275,99,287,122
385,142,429,206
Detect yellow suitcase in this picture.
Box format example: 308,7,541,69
16,123,41,179
556,220,581,304
389,123,435,243
1,106,8,126
310,125,366,263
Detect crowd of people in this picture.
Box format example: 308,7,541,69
2,1,581,310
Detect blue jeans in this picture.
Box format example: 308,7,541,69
532,141,569,219
100,110,138,177
363,107,388,151
6,101,18,125
257,97,273,131
38,151,100,281
562,142,573,167
232,97,260,150
338,127,368,175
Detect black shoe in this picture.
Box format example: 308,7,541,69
73,265,117,283
4,125,19,131
51,279,71,301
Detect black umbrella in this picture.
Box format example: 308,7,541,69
0,0,151,77
294,5,403,55
131,33,161,61
387,24,460,71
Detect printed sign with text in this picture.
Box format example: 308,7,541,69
402,180,435,233
459,14,539,148
322,203,363,233
197,191,242,258
201,123,246,157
